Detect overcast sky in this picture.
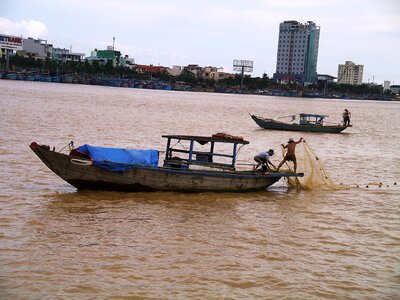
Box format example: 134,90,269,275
1,0,399,84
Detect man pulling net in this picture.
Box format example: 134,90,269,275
278,138,348,190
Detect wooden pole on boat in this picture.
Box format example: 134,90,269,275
188,140,194,163
232,143,238,168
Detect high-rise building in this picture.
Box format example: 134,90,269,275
337,61,363,85
273,20,320,84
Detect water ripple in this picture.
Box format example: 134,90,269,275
0,81,399,299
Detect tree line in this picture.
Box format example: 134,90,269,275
1,54,394,97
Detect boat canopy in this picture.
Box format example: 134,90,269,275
299,113,329,118
162,135,249,145
299,113,328,125
77,144,159,172
162,134,248,170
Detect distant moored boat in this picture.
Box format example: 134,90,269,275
250,113,351,133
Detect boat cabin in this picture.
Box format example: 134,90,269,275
299,114,328,126
162,134,249,171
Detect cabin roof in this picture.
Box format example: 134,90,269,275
299,113,329,118
162,135,249,144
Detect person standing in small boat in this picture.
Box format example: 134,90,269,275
277,137,303,172
342,109,351,126
253,149,276,171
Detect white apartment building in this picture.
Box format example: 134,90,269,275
337,61,364,85
273,20,320,84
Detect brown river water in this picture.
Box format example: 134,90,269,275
0,80,399,299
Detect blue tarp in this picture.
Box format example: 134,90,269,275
77,144,159,172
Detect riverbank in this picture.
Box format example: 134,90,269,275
0,70,396,101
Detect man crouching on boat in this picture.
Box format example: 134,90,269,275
277,137,303,172
253,149,276,171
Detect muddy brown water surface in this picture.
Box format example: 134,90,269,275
0,80,399,299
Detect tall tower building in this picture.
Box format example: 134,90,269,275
337,61,363,85
273,20,320,84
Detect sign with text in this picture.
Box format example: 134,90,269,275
0,34,23,51
233,59,253,73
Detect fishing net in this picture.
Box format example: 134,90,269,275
280,140,348,190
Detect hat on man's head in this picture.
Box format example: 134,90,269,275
268,149,274,155
288,138,294,143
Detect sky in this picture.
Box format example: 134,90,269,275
1,0,399,84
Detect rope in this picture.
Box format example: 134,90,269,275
277,114,297,120
171,139,186,150
235,144,245,157
59,141,74,153
70,158,92,166
324,121,342,125
303,140,333,182
351,124,368,133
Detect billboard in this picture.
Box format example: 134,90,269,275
0,34,23,51
233,59,253,73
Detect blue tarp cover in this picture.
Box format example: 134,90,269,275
77,144,159,172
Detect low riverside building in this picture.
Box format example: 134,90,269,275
120,55,135,68
52,47,85,63
88,47,134,68
203,66,224,81
18,37,53,59
15,37,85,64
0,33,90,72
168,65,200,77
89,46,121,67
134,64,167,75
169,66,184,76
317,74,336,84
187,64,203,77
390,85,400,94
202,66,234,81
168,64,234,81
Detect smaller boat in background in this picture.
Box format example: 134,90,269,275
251,113,351,133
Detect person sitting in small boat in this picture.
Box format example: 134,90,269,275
253,149,276,171
277,137,303,172
342,109,351,126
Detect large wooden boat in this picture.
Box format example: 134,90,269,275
30,134,303,192
251,113,350,133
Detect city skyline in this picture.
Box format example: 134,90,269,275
1,0,399,85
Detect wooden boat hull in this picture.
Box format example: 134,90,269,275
30,144,302,192
251,115,349,133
